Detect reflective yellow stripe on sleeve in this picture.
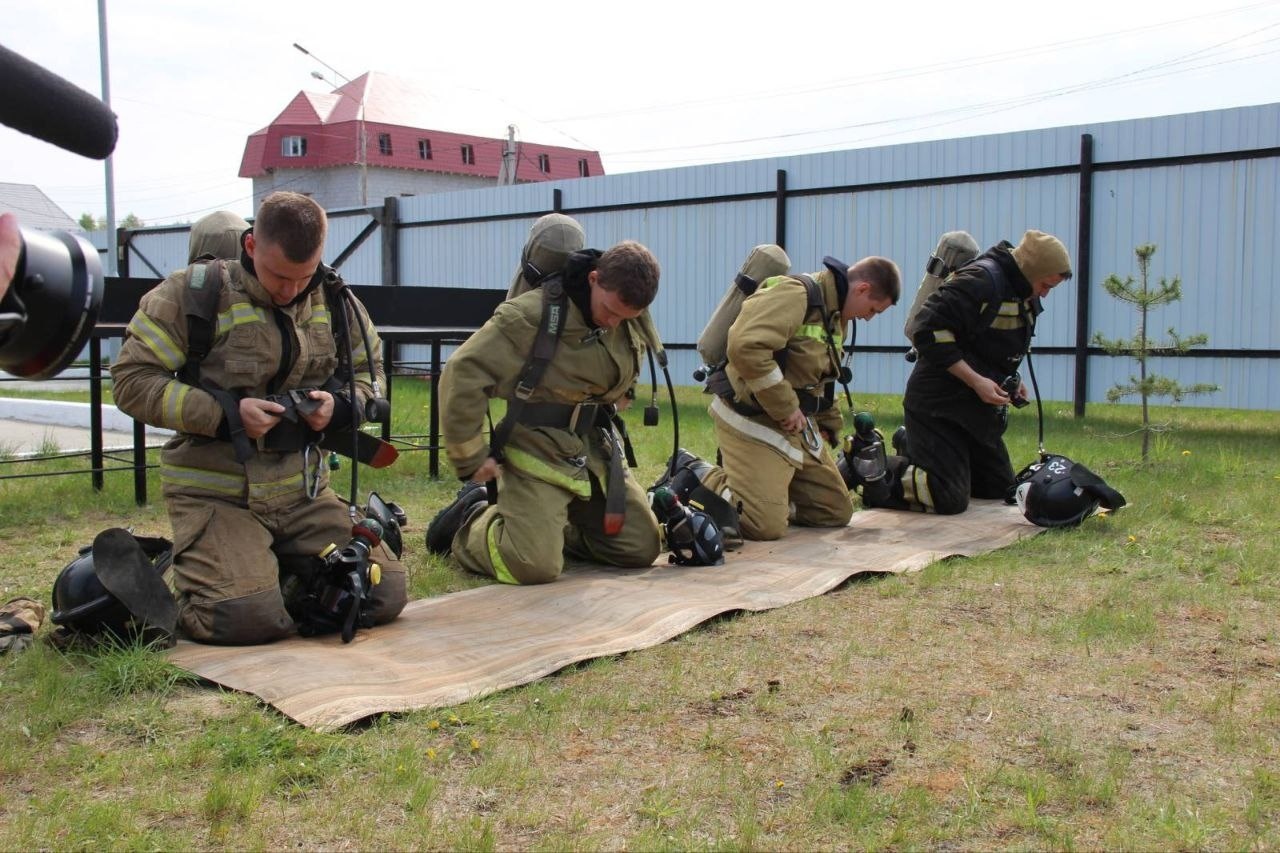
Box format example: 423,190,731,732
744,366,785,393
128,314,184,371
162,382,190,431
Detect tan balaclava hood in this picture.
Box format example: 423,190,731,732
506,213,586,299
188,210,250,264
1010,230,1072,284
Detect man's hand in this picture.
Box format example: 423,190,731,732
779,409,807,434
0,212,21,301
947,359,1011,406
971,376,1012,406
239,397,286,439
299,389,334,431
469,456,501,484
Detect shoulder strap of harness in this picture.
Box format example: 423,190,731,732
178,260,224,387
489,277,569,461
177,259,253,463
795,273,850,410
970,258,1005,332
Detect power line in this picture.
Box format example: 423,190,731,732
543,0,1280,125
605,22,1280,162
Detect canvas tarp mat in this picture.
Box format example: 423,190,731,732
167,500,1038,730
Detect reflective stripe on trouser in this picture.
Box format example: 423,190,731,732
452,460,661,585
704,404,852,541
894,401,1016,515
166,489,407,644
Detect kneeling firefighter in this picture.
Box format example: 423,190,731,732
427,240,669,583
110,192,407,644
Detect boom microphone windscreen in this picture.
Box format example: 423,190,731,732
0,43,118,160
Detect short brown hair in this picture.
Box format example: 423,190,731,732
848,256,902,305
595,240,660,309
254,192,327,262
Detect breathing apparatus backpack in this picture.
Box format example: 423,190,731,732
694,244,791,379
904,231,981,345
698,259,853,421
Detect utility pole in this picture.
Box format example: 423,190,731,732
497,124,518,186
98,0,116,275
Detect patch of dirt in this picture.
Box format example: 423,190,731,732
689,686,755,717
840,757,893,787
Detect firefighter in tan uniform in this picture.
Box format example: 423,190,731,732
671,256,902,541
425,241,663,583
111,192,406,644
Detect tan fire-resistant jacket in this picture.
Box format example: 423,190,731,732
724,269,846,444
439,287,647,488
111,261,382,501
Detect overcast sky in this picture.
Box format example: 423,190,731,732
3,0,1278,226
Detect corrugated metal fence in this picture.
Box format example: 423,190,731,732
119,103,1280,411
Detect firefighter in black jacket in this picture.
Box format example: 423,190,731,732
858,230,1072,514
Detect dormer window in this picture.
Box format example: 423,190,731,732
578,158,590,177
538,154,550,173
418,139,432,160
281,136,307,157
461,144,475,165
378,133,393,156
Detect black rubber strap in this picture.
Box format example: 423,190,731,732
603,432,627,535
204,382,253,463
492,279,569,461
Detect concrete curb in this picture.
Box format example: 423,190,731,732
0,398,173,437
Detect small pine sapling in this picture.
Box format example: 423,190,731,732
1092,243,1218,462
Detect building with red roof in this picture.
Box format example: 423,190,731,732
240,72,603,210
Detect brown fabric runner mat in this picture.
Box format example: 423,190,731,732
167,500,1038,730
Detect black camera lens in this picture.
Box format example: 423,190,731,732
0,227,103,379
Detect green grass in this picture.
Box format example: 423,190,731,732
1,378,1278,849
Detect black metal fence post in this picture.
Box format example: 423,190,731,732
89,338,104,491
774,169,788,250
1074,133,1095,417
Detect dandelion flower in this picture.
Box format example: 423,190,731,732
428,720,441,731
1182,450,1191,456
